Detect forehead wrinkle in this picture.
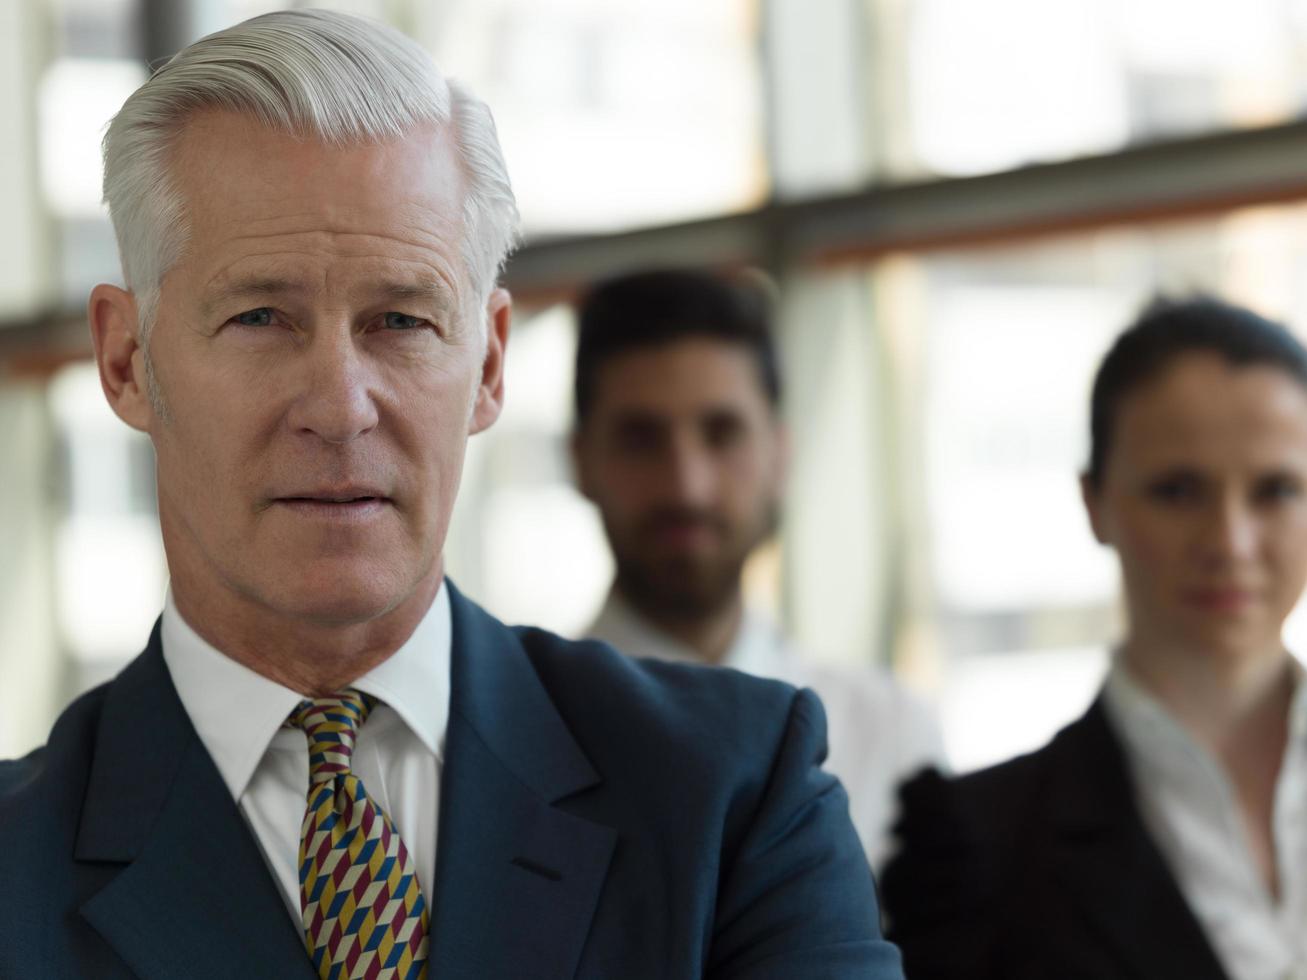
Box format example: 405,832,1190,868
205,222,460,265
206,182,461,236
318,251,463,313
200,239,463,310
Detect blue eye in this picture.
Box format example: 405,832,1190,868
384,312,425,331
233,308,274,327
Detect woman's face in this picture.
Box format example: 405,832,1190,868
1084,351,1307,660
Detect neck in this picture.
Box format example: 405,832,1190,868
1119,629,1298,900
1119,632,1295,764
171,570,442,697
618,586,744,665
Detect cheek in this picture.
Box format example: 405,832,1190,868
1267,510,1307,594
598,476,655,526
586,452,658,509
155,411,239,489
411,425,464,489
724,450,778,509
1109,510,1186,585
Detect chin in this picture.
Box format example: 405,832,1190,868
1175,616,1279,659
265,561,422,627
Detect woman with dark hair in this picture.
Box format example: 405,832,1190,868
882,297,1307,980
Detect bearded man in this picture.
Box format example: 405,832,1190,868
573,268,946,870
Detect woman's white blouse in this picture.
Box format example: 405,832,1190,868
1103,660,1307,980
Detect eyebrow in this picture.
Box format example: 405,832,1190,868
380,282,459,314
199,277,459,318
199,277,300,318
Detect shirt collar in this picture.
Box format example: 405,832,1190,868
162,581,452,801
1103,652,1307,774
586,589,790,674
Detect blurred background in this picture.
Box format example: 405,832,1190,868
7,0,1307,771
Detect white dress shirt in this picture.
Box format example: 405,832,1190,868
161,583,451,928
586,592,946,870
1102,658,1307,980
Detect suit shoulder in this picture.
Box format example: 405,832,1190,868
884,714,1089,914
0,679,110,836
513,626,808,777
791,660,942,751
895,733,1054,846
514,626,801,719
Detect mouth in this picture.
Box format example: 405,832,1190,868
1183,587,1257,613
270,489,393,520
644,516,724,550
281,494,388,503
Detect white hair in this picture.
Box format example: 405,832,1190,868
102,9,519,347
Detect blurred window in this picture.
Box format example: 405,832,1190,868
228,0,765,234
418,0,764,233
0,2,54,320
39,57,147,305
38,0,146,307
12,0,1307,771
47,363,165,681
894,0,1307,178
869,202,1307,768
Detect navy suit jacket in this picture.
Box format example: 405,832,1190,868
881,700,1228,980
0,585,901,978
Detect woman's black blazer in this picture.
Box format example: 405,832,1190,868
881,699,1230,980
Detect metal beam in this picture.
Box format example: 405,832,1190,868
9,120,1307,364
503,120,1307,300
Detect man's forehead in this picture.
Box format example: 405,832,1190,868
158,110,472,301
589,339,774,422
168,110,466,223
595,338,768,396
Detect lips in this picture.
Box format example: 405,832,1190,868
274,486,391,504
642,516,724,553
281,494,387,504
268,486,394,522
1183,587,1257,612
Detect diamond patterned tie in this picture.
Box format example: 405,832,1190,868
286,691,430,980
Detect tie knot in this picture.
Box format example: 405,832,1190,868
286,689,375,783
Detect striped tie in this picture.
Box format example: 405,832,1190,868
287,691,430,980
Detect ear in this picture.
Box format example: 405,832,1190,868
1080,471,1110,545
89,283,153,433
469,287,511,435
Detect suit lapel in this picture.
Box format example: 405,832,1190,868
426,588,616,980
75,624,315,980
1042,702,1229,980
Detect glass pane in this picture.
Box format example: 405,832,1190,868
890,0,1307,178
881,200,1307,769
52,0,141,59
0,2,52,320
47,362,164,666
39,57,148,303
219,0,765,234
417,0,764,233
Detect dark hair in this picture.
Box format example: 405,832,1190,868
573,267,781,424
1087,296,1307,488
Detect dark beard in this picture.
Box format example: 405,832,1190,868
609,501,779,623
614,550,745,622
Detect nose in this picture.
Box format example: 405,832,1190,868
661,432,716,507
286,328,379,444
1199,497,1259,566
